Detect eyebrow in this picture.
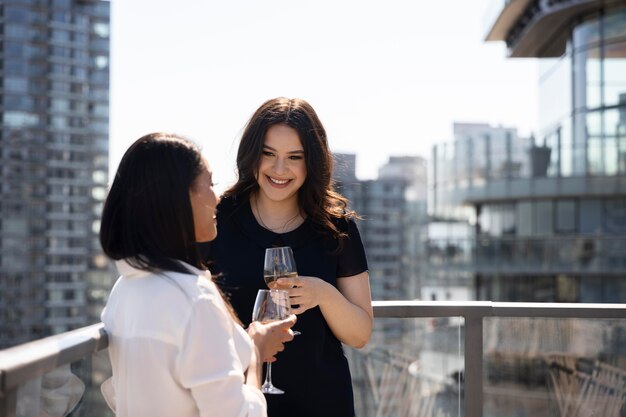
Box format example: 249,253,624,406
263,145,304,154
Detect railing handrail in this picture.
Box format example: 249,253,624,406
2,301,626,415
0,323,107,395
373,300,626,318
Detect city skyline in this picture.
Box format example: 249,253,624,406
110,0,538,194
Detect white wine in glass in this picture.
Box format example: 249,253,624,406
264,246,300,335
251,289,290,395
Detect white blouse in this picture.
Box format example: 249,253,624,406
101,260,266,417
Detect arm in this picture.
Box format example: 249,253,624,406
244,345,262,388
177,297,267,417
278,272,373,348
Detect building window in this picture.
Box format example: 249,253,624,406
3,111,39,128
555,200,577,234
4,77,28,93
535,201,554,235
603,199,626,234
92,22,110,38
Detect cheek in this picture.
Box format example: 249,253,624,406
298,164,307,181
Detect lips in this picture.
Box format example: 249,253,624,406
266,175,292,187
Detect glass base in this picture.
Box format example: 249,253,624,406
261,383,285,395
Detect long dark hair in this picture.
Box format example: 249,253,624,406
100,133,205,274
225,97,356,240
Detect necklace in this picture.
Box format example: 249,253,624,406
253,196,302,233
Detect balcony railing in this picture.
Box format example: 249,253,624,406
426,235,626,275
2,301,626,417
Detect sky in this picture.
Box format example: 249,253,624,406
110,0,538,194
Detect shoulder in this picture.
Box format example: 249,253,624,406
166,269,222,303
331,213,360,235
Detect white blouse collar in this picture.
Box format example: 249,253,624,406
115,258,210,279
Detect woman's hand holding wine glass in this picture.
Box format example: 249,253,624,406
247,316,296,363
276,275,331,315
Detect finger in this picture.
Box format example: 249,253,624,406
273,315,296,328
289,295,305,304
287,288,303,297
278,277,301,288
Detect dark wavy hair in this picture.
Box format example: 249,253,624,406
100,133,206,274
225,97,356,240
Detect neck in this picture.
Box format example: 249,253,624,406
251,192,303,233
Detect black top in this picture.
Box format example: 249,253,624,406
201,195,368,417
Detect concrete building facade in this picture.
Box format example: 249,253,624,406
0,0,111,348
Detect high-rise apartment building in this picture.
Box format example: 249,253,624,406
427,122,531,300
335,154,429,417
0,0,111,349
427,1,626,304
334,153,427,344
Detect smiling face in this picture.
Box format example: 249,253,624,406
256,124,307,205
189,161,219,242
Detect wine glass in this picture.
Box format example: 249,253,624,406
264,246,300,335
263,246,297,289
252,289,290,395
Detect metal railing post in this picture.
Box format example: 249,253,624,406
0,387,17,417
464,315,483,417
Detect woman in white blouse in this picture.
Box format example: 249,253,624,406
100,133,295,417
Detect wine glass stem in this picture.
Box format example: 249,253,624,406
264,362,273,387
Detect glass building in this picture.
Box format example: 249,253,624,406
0,0,111,348
428,1,626,303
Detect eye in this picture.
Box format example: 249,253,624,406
289,155,303,160
262,150,274,157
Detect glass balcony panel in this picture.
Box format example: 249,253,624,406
484,317,626,417
539,56,572,132
561,116,574,176
603,41,626,108
347,317,463,417
604,107,626,175
573,48,601,111
11,349,113,417
587,143,604,176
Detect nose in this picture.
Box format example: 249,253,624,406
273,157,288,174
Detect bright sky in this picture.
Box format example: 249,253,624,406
110,0,538,194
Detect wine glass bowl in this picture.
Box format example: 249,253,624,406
252,289,290,323
264,246,301,335
264,246,297,290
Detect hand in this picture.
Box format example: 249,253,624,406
277,276,330,315
247,315,296,362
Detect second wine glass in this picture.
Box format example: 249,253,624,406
251,289,290,395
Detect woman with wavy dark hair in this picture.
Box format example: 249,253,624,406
203,98,373,417
100,133,295,417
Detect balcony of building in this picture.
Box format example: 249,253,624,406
483,0,618,57
2,301,626,417
426,235,626,276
